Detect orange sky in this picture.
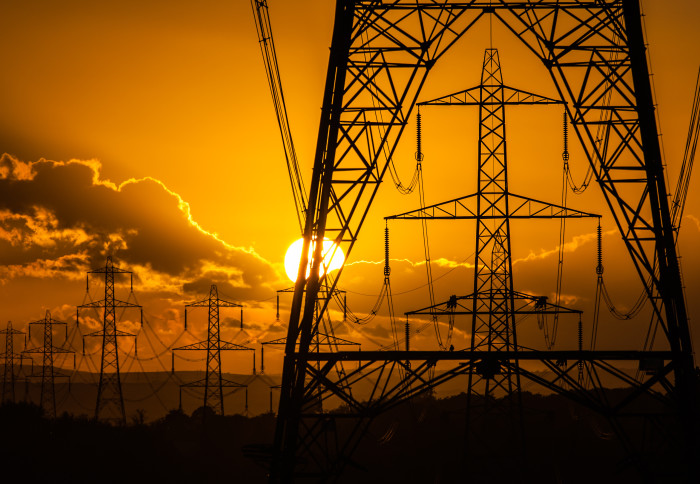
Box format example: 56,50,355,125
1,1,700,377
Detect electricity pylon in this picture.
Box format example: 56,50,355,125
270,1,698,482
173,285,253,416
393,48,598,450
262,285,356,373
0,321,30,403
78,257,142,425
23,311,74,418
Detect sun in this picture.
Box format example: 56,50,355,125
284,237,345,282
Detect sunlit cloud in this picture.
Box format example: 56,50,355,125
0,154,279,303
0,207,93,248
684,214,700,232
346,257,473,269
0,253,91,282
513,230,614,265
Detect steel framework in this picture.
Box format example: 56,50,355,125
173,284,253,416
387,47,599,453
271,1,698,482
78,257,142,424
23,311,74,418
0,321,29,403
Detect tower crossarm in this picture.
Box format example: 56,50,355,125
220,341,255,351
315,333,361,347
405,291,582,316
173,340,253,352
262,336,288,346
28,315,67,327
78,298,142,310
23,346,74,354
83,329,136,338
262,333,360,348
186,297,242,309
386,192,599,220
278,285,346,300
172,341,208,351
88,266,132,276
181,377,247,389
419,84,563,106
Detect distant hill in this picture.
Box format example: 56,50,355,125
1,364,642,423
0,367,281,421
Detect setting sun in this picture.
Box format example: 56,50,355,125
284,237,345,282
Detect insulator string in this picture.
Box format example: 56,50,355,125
384,224,391,277
415,108,424,162
563,110,570,163
596,222,603,275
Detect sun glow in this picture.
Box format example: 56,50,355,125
284,237,345,282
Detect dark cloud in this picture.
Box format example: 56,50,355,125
221,316,243,329
0,154,278,301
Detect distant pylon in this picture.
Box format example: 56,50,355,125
396,48,598,457
0,321,30,403
173,285,253,416
404,47,593,404
78,257,142,424
23,311,74,418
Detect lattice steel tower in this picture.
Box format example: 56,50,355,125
23,311,74,418
78,257,141,424
1,321,29,403
173,285,253,416
393,48,598,446
269,1,698,482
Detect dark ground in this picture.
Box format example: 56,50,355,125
0,390,688,483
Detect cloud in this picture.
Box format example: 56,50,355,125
346,257,473,270
512,230,611,266
684,214,700,232
0,154,279,301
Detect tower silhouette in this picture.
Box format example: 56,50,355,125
23,311,74,418
0,321,29,403
173,285,253,416
78,257,142,424
268,1,698,481
394,48,598,447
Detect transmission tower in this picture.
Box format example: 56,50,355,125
262,285,356,376
0,321,30,404
269,1,698,482
173,285,253,416
23,311,74,418
392,47,598,450
78,257,141,425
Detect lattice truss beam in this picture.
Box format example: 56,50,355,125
387,192,599,218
